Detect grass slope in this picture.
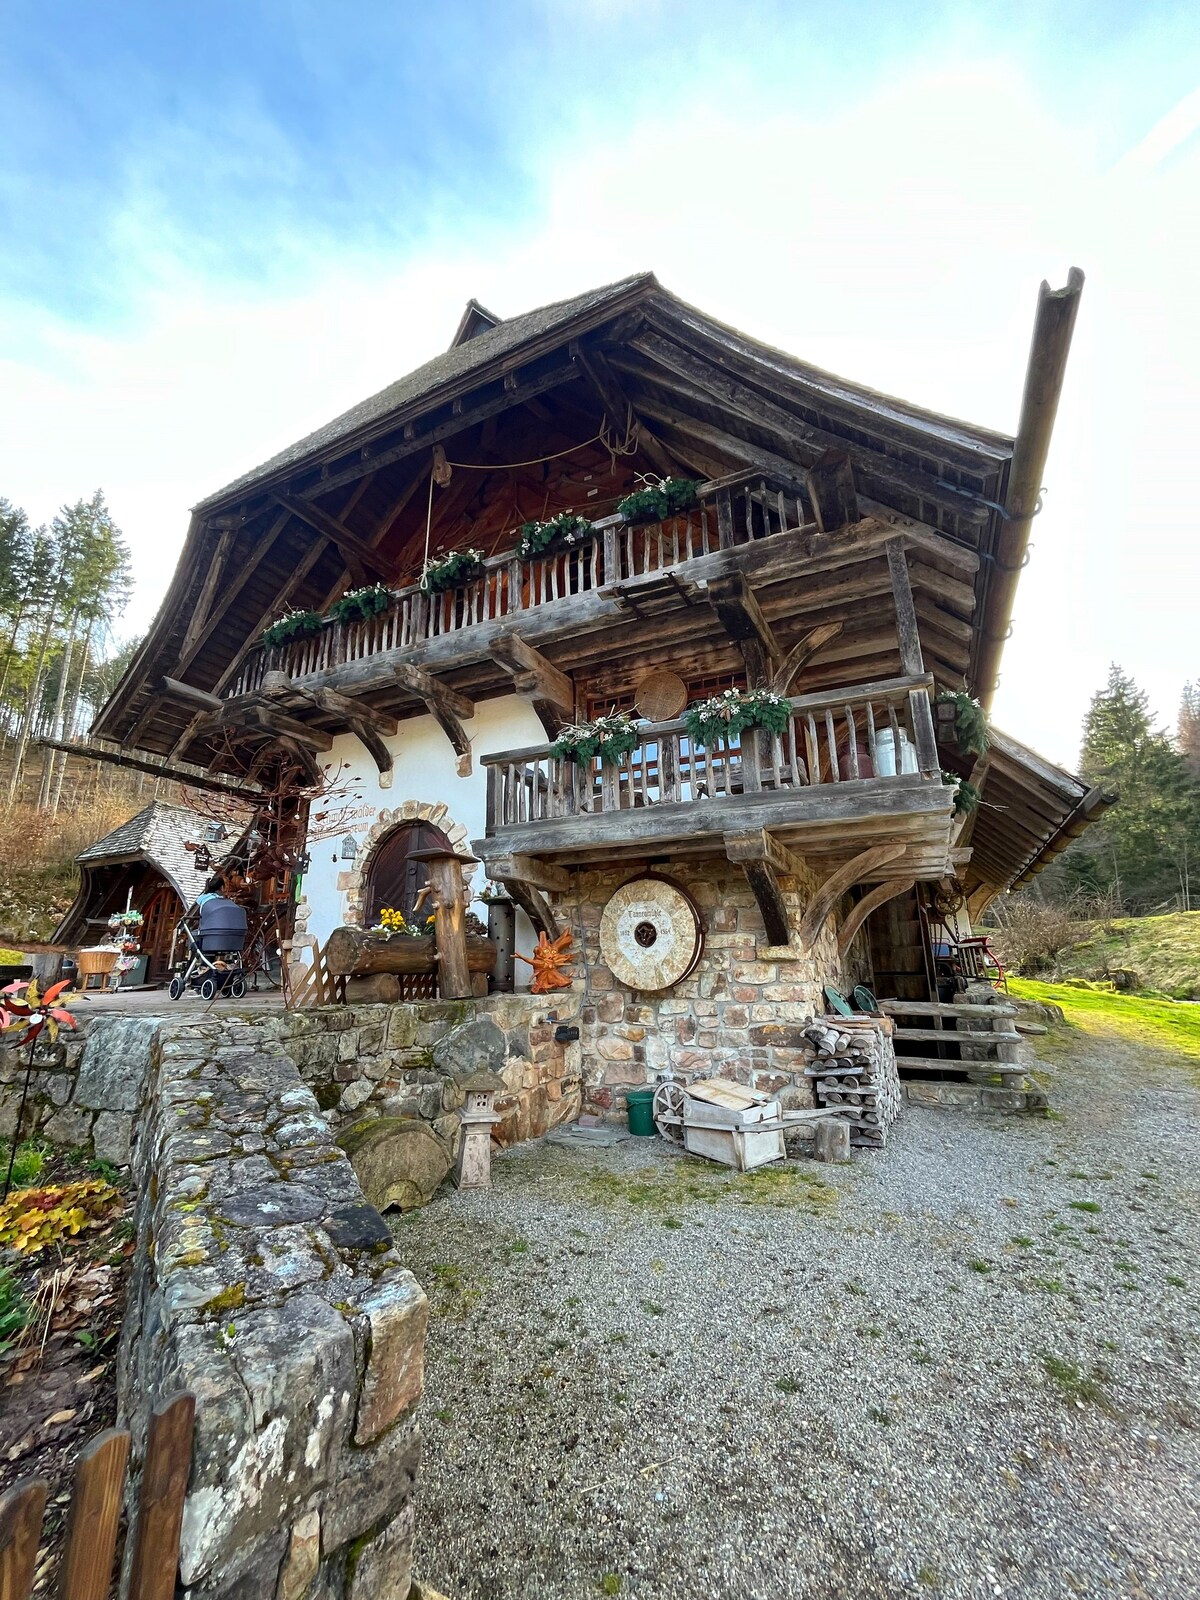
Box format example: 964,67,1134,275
1011,977,1200,1071
1055,911,1200,999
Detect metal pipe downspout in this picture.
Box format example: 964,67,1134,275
978,267,1085,712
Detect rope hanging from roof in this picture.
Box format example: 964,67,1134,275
420,413,639,570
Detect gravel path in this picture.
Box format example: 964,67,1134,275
394,1025,1200,1600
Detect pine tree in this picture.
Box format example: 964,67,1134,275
1180,682,1200,779
1068,665,1200,912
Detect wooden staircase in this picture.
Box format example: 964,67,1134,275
877,997,1043,1089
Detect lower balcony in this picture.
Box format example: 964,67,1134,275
475,675,958,884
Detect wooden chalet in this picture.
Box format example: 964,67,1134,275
84,270,1109,1078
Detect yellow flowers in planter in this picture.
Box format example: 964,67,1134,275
0,1180,122,1255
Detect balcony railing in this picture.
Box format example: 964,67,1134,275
228,471,809,697
482,676,939,834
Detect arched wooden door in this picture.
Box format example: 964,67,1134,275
141,881,184,981
365,821,453,925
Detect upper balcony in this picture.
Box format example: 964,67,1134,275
225,471,836,701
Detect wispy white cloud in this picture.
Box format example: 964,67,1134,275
1,47,1196,763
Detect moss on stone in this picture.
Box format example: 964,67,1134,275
204,1282,246,1316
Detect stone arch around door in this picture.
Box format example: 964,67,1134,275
342,802,475,929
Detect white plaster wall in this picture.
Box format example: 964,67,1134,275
300,693,547,986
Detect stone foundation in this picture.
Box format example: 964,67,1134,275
549,856,847,1118
272,992,582,1150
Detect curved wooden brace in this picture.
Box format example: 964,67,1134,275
500,879,559,941
770,621,844,694
836,876,916,957
796,840,907,951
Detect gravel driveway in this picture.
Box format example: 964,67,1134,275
394,1024,1200,1600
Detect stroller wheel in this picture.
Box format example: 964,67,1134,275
200,977,218,1001
229,976,246,1000
168,976,185,1001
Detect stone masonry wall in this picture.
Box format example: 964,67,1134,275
119,1014,428,1600
273,993,582,1150
550,855,847,1120
0,1015,157,1166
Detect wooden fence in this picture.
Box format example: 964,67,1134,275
0,1392,194,1600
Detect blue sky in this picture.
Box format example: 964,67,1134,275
2,1,1198,760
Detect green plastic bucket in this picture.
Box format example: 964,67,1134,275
626,1087,657,1137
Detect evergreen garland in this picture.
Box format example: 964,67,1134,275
684,687,793,749
616,476,701,526
517,513,595,560
942,770,981,816
327,583,393,624
420,548,486,594
550,713,640,767
261,609,323,649
935,691,990,758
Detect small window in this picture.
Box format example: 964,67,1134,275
364,821,452,923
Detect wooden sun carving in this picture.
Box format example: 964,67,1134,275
515,930,575,993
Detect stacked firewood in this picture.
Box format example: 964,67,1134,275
800,1016,901,1148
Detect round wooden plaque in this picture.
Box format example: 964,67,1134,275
599,876,703,992
634,669,687,722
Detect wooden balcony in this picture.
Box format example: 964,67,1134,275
474,675,957,881
226,471,807,699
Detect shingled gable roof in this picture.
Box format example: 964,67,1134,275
75,801,205,904
195,275,659,510
195,271,1014,515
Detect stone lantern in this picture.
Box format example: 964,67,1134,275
454,1068,505,1189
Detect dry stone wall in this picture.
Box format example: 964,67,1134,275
0,1015,157,1166
549,856,847,1119
273,993,582,1150
118,1015,428,1600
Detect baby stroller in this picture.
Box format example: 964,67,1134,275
168,896,249,1001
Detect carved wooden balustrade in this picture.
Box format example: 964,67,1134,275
227,471,806,697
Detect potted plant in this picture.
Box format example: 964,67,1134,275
684,687,792,749
550,713,640,767
935,692,989,758
516,512,595,560
420,548,486,594
616,475,701,526
327,583,393,624
261,609,324,649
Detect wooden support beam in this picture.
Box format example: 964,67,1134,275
490,630,574,736
706,571,781,686
218,701,335,751
797,840,908,951
273,493,392,581
393,663,475,774
173,510,292,679
951,751,992,849
805,449,860,533
724,830,798,946
573,343,679,478
158,676,223,711
485,853,571,893
501,878,559,941
886,540,926,676
770,621,844,694
836,877,917,956
179,523,237,661
36,737,264,800
724,829,804,878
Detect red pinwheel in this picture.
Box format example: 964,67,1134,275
0,978,79,1047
